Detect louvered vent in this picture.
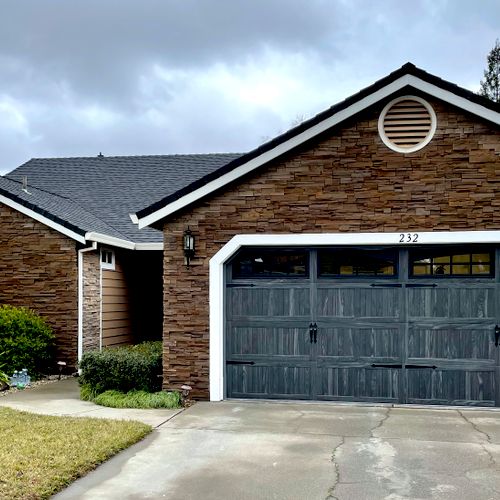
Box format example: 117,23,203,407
378,96,436,153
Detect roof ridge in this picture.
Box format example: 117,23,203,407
24,152,243,162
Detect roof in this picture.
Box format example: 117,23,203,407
0,176,125,243
135,62,500,229
3,153,241,247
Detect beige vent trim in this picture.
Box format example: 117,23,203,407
378,95,437,153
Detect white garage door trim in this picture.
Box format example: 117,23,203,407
209,230,500,401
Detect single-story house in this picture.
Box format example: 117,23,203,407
1,63,500,406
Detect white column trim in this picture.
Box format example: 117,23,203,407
208,230,500,401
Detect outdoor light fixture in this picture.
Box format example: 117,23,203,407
183,227,195,267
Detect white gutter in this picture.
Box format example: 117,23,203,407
85,232,136,249
135,242,163,250
77,241,97,363
84,232,163,251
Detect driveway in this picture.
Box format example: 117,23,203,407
54,400,500,500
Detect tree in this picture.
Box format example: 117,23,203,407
479,39,500,102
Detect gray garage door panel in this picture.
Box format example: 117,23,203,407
406,368,496,406
227,364,311,399
316,326,403,361
316,366,401,402
316,286,401,318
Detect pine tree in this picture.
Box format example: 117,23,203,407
479,39,500,102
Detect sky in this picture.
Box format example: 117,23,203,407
0,0,498,174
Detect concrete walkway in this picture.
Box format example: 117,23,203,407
3,380,500,499
0,378,182,427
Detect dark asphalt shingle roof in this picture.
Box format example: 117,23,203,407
0,176,127,240
5,153,241,243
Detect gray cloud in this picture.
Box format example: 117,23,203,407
0,0,498,173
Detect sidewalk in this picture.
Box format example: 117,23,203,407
0,378,182,427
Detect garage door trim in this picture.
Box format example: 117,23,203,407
209,231,500,402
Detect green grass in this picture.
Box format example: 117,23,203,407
0,407,151,499
92,389,181,409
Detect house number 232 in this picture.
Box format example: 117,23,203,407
399,233,418,243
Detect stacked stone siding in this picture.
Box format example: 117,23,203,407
82,250,101,353
161,96,500,399
0,205,79,366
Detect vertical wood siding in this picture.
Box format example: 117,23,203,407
102,252,133,347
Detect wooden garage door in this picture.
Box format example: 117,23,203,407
225,246,499,406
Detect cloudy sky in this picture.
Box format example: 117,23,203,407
0,0,498,174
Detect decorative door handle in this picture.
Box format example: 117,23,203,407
312,323,318,344
309,323,314,343
495,325,500,347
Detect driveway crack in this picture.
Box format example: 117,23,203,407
325,436,345,500
370,407,391,438
457,409,496,469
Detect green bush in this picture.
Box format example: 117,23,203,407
79,341,162,394
0,305,55,378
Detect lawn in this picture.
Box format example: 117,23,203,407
0,407,151,499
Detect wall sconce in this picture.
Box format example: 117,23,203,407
183,227,195,267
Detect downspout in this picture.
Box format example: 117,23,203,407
78,242,97,363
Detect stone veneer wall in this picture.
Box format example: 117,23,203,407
0,205,79,366
82,250,101,353
161,95,500,399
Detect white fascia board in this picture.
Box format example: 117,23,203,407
0,194,86,244
135,242,163,250
129,213,139,224
138,74,500,230
408,75,500,125
208,229,500,401
85,232,136,250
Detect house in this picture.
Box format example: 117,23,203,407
0,154,239,367
2,63,500,406
134,63,500,406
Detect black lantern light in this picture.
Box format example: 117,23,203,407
183,227,195,267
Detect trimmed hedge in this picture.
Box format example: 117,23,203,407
79,341,163,394
0,305,55,378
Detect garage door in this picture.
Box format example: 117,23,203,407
225,246,500,406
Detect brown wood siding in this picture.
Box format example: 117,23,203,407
102,253,133,347
161,95,500,399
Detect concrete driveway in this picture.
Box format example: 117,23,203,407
54,400,500,500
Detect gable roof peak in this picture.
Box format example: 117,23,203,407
136,63,500,228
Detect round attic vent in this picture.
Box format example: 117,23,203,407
378,96,437,153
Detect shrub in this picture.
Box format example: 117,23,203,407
0,305,55,378
92,389,181,409
79,341,162,394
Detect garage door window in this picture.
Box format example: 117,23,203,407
410,248,492,276
318,248,397,277
231,249,308,278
